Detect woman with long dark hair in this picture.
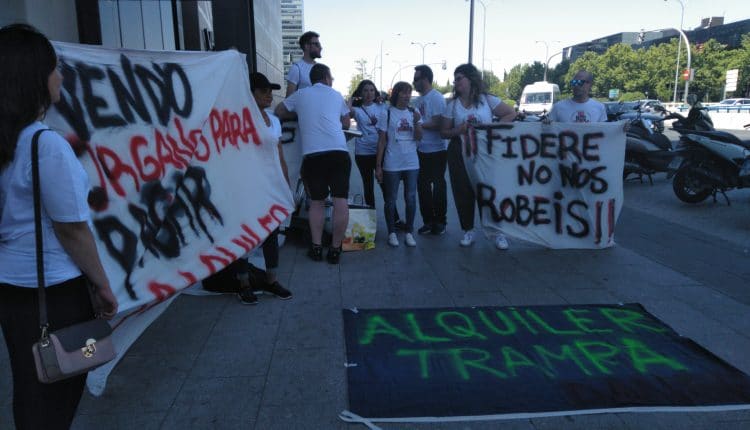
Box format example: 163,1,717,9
0,24,118,429
375,81,422,247
440,63,516,250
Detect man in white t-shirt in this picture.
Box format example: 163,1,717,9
285,31,321,97
548,70,607,123
275,64,351,265
412,65,448,235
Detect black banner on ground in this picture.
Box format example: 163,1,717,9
342,304,750,421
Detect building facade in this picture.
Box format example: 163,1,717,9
563,17,750,63
1,0,284,91
281,0,304,77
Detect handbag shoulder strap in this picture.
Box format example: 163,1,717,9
31,128,50,330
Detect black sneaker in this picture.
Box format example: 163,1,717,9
417,225,433,235
431,223,446,235
237,287,258,305
259,281,292,300
394,220,407,231
308,244,323,261
326,246,342,264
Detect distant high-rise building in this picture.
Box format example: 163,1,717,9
281,0,304,76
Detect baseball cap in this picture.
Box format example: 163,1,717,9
250,72,281,91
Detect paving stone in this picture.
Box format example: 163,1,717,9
530,413,629,430
261,347,346,407
159,376,265,429
189,326,276,378
71,411,165,430
76,352,195,415
254,402,351,430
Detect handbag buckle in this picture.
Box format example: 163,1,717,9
40,326,50,347
82,339,97,358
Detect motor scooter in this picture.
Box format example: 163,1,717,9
668,95,750,204
608,102,677,184
624,104,675,183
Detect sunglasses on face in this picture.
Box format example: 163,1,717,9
570,79,589,87
307,42,321,47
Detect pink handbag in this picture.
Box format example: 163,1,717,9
28,129,116,383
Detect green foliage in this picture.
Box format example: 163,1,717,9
434,80,452,95
553,36,750,101
348,36,750,102
348,73,365,97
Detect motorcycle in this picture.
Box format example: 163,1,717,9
668,94,750,205
608,101,677,184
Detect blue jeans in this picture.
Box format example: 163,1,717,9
383,169,418,234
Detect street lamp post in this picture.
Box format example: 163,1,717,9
377,33,402,91
535,40,560,82
545,52,562,81
665,0,685,103
648,27,691,103
468,0,475,63
390,61,445,90
411,41,436,64
475,0,488,79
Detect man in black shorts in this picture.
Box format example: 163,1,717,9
275,63,351,264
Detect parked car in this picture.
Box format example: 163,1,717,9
707,98,750,110
636,99,664,113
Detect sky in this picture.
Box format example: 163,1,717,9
304,0,750,95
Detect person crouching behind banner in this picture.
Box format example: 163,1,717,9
275,63,351,264
348,79,403,226
0,24,118,429
375,82,422,247
232,72,294,305
440,63,516,250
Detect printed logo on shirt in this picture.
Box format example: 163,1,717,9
573,111,590,123
397,118,413,132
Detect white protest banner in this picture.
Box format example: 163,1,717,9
464,122,625,249
45,42,294,393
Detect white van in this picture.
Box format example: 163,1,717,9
518,81,560,114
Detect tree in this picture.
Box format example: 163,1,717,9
348,72,365,97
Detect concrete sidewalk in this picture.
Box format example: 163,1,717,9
3,146,750,429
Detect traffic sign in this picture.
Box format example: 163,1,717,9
726,69,739,91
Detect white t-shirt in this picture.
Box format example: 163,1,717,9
282,83,349,155
265,108,283,140
445,94,501,126
415,89,447,153
548,98,608,123
286,60,315,91
0,122,90,287
376,107,421,172
352,103,386,156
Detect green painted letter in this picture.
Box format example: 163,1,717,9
621,338,688,374
436,311,487,340
574,340,620,375
359,315,414,345
448,348,508,380
563,309,613,334
405,313,451,343
396,349,434,379
599,308,668,334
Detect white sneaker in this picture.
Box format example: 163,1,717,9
459,230,475,247
404,233,417,247
494,234,509,250
388,232,399,247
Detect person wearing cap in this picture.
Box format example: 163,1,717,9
275,63,351,264
234,72,293,305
